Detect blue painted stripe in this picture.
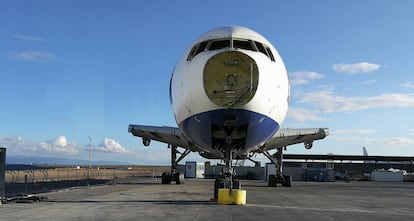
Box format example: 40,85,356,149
179,109,279,151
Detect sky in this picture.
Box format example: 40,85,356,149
1,0,414,165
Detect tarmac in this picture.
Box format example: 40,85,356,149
1,178,414,221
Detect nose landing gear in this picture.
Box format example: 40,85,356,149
212,136,246,205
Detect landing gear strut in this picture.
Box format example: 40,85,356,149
263,147,292,187
161,144,190,185
213,136,241,199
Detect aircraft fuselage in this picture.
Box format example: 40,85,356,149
169,26,290,158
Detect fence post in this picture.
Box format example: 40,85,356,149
0,147,5,204
24,174,28,194
113,170,116,185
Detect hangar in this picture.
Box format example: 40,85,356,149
204,154,414,182
282,154,414,181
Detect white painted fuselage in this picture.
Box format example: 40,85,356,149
170,26,289,158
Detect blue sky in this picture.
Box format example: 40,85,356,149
1,0,414,165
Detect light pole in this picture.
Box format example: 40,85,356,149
88,136,92,187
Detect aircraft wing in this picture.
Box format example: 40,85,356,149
128,125,200,152
129,125,329,155
261,128,329,150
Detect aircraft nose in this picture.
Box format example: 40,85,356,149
203,51,259,107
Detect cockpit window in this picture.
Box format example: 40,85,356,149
187,38,275,62
265,46,275,61
209,39,230,50
254,41,275,62
187,41,208,61
254,41,267,55
187,46,197,61
195,41,208,56
233,39,255,51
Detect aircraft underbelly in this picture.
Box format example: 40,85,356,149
179,108,279,154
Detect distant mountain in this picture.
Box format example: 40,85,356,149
6,155,130,166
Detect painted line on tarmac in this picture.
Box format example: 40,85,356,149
246,204,414,216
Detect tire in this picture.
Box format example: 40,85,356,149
283,175,292,187
161,172,171,184
214,178,224,199
233,179,241,189
175,173,185,185
268,175,277,187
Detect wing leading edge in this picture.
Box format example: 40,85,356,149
261,128,330,151
129,125,329,154
128,125,200,152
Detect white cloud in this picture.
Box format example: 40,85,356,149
332,136,366,142
98,138,129,153
401,83,414,89
0,135,38,155
351,79,377,87
39,136,79,155
335,129,376,135
289,71,324,86
287,108,328,122
1,135,142,163
1,135,131,157
332,62,380,74
298,90,414,113
405,129,414,136
369,137,414,146
10,50,58,63
315,84,335,91
11,33,46,42
332,136,414,146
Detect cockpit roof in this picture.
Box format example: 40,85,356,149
193,26,272,47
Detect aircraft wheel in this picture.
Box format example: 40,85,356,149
283,175,292,187
175,172,185,185
214,178,224,199
161,172,171,184
268,175,277,187
233,179,241,189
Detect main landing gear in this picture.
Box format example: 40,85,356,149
263,147,292,187
161,144,190,185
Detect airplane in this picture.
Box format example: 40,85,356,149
128,26,329,196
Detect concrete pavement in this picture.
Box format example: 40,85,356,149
0,178,413,220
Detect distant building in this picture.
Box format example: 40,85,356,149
185,162,205,178
371,168,406,182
